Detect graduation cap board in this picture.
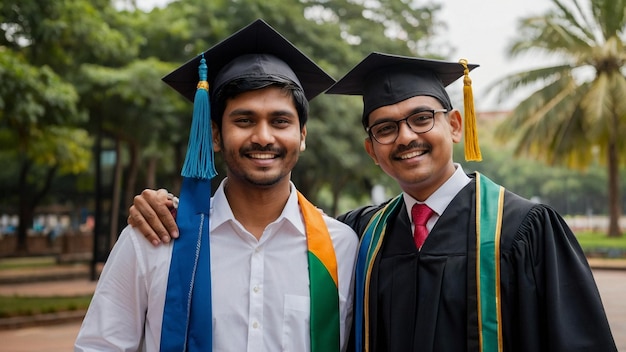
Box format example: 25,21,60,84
162,18,335,103
326,52,482,161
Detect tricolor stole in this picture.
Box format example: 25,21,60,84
160,187,340,352
354,173,505,352
297,191,341,352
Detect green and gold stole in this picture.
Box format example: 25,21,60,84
472,173,505,352
354,173,505,352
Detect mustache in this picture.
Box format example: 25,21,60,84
394,140,431,154
240,144,284,155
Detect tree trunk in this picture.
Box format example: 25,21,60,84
109,140,123,250
16,159,58,253
606,119,622,237
16,160,32,253
124,141,140,213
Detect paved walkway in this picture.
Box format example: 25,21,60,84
0,278,97,297
594,269,626,350
0,265,624,351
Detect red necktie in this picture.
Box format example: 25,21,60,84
412,203,434,250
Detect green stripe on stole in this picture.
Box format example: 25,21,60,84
476,173,505,352
297,192,341,352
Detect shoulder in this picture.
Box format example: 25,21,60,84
502,190,567,233
110,226,173,270
515,201,572,237
502,190,536,213
499,191,577,254
336,200,392,237
322,214,359,249
117,225,171,252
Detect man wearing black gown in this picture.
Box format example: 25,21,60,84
128,53,617,351
326,52,617,351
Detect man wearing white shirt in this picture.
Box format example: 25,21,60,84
75,19,357,352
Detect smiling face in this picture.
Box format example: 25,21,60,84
364,95,462,201
213,86,306,190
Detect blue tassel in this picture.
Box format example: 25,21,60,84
181,56,218,180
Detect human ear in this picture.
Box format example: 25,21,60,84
364,137,379,165
212,121,221,152
449,110,463,143
300,126,307,151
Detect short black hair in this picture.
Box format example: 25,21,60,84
212,76,309,130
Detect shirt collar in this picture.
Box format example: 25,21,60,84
281,182,306,236
210,178,305,236
403,163,471,218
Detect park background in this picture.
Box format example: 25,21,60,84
0,2,626,350
1,0,626,275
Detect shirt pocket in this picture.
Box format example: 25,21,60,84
282,294,310,351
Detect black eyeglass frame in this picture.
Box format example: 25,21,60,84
365,109,448,145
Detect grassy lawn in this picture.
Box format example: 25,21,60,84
575,231,626,250
0,256,58,270
0,256,93,319
0,295,92,318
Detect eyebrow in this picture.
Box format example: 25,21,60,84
227,108,297,118
373,105,439,124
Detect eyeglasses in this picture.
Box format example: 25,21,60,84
366,109,448,145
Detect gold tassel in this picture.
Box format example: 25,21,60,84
459,59,482,162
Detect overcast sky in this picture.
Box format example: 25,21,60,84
439,0,555,111
136,0,557,111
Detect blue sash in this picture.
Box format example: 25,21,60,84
160,177,212,351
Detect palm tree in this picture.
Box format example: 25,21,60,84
492,0,626,237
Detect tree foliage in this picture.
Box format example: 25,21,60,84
0,0,446,250
0,0,131,251
490,0,626,237
2,0,622,254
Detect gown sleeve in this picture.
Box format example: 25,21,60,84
337,202,387,237
499,202,617,351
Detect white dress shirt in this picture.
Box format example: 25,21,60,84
75,179,358,352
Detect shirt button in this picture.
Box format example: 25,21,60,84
252,321,259,329
253,286,260,293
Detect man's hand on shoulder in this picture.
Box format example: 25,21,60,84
128,188,179,246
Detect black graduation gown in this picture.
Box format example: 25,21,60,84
338,176,617,352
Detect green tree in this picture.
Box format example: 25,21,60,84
491,0,626,237
0,50,91,252
1,0,453,253
0,0,134,251
458,117,613,218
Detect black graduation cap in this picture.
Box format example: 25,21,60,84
162,18,335,102
326,52,482,161
164,19,336,181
